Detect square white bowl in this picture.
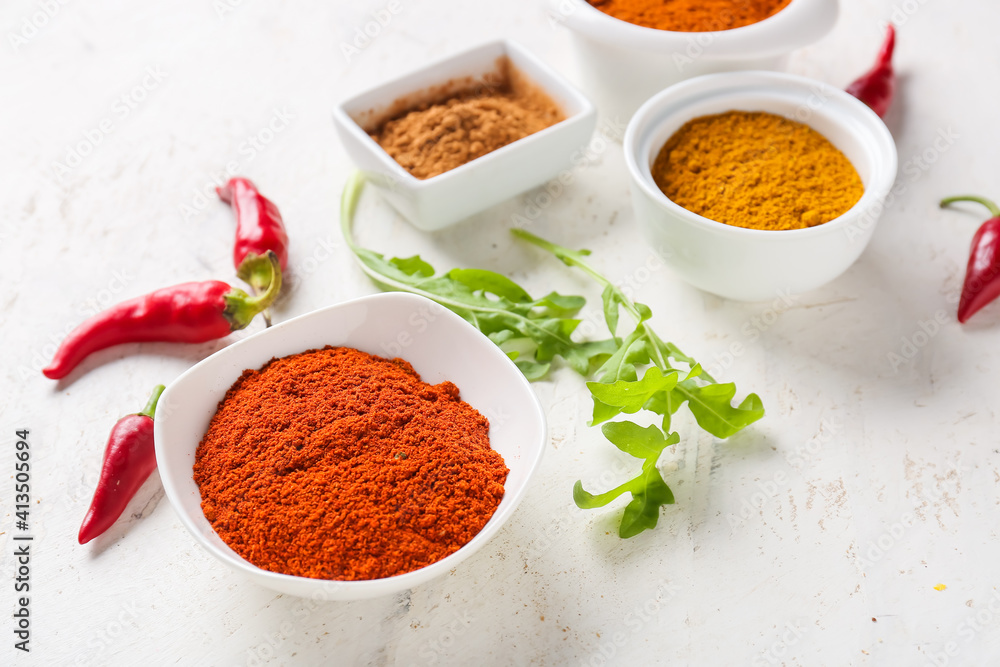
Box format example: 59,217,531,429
154,292,547,600
333,39,597,231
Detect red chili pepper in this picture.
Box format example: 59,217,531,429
217,177,289,294
42,252,281,380
79,385,165,544
846,24,896,118
940,195,1000,323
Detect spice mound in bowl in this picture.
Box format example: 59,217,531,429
587,0,792,32
560,0,837,121
371,58,565,180
623,71,897,302
652,110,864,231
156,292,546,599
333,39,596,231
193,346,508,582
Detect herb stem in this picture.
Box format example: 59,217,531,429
512,228,731,403
512,229,670,368
341,175,581,351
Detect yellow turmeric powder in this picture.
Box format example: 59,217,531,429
652,111,864,231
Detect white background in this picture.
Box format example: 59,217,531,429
3,0,1000,665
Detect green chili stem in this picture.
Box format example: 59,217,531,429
138,384,166,419
940,195,1000,218
225,251,283,329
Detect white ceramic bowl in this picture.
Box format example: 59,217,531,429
333,39,597,231
154,292,546,600
558,0,838,121
624,71,898,302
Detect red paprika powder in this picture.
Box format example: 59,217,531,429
193,346,508,581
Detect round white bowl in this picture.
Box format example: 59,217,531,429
558,0,838,121
154,292,547,600
623,71,898,302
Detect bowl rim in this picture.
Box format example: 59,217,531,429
623,70,898,239
154,291,547,595
559,0,838,58
332,38,596,190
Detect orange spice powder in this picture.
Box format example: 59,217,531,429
193,346,508,581
652,110,864,231
587,0,792,32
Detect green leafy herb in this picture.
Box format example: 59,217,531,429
340,173,617,379
341,174,764,538
573,422,680,538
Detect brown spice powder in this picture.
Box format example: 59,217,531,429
193,346,509,581
587,0,792,32
370,59,565,180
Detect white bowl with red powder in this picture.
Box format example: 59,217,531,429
558,0,838,121
333,39,596,231
154,292,547,599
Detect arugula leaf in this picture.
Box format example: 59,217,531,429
515,359,551,382
573,422,678,539
510,229,765,538
447,269,532,302
673,381,766,439
587,367,679,424
619,466,675,538
602,285,620,339
601,421,679,459
340,175,615,379
340,174,765,539
594,333,650,384
390,255,434,277
536,292,587,317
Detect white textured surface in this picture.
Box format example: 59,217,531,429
3,1,1000,665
